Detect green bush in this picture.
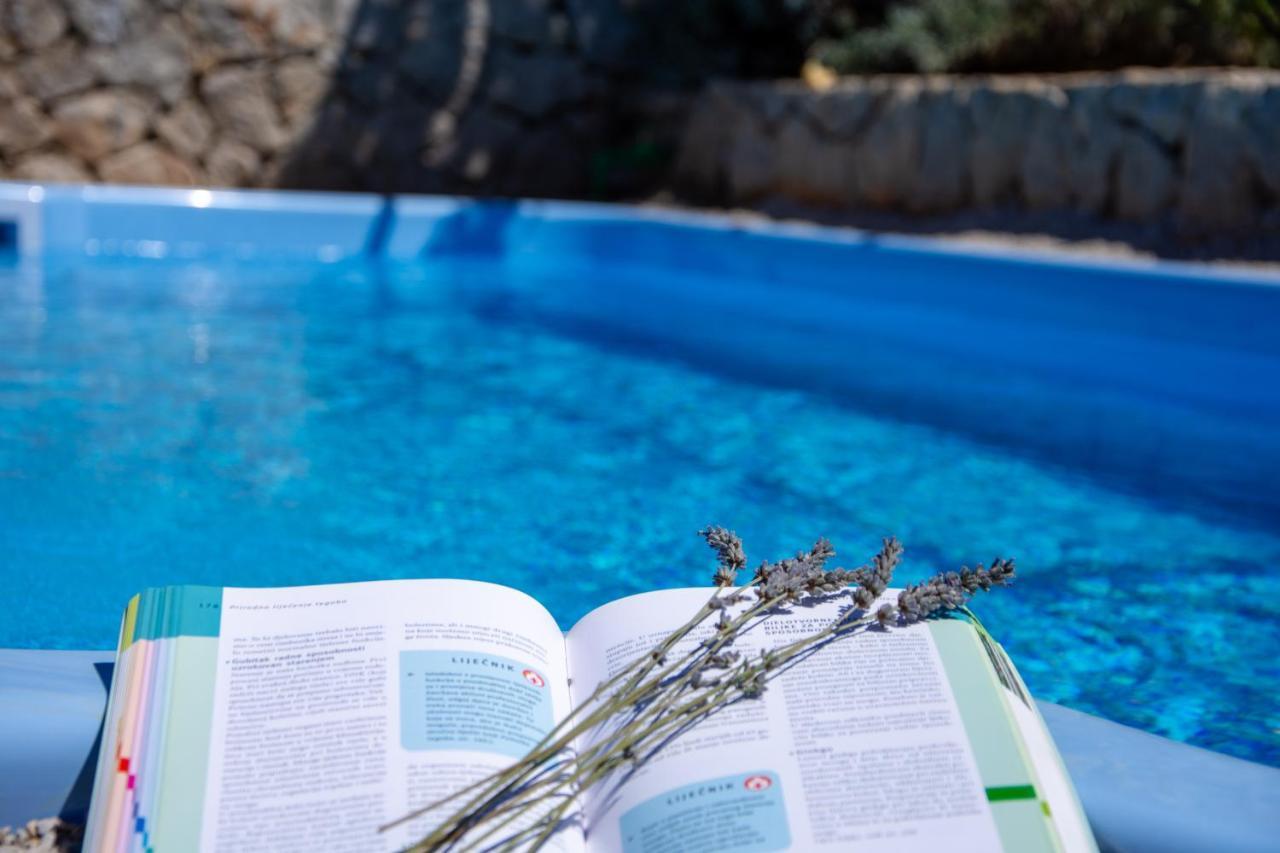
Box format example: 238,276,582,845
807,0,1280,73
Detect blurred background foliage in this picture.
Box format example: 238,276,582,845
660,0,1280,77
809,0,1280,72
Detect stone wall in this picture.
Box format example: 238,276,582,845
0,0,695,197
1,0,345,187
3,2,1278,237
674,70,1280,235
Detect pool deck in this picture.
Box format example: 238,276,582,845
1,649,1277,852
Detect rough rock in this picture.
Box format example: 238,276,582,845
507,126,587,196
488,50,585,119
0,69,22,101
201,65,287,153
0,98,52,154
269,96,363,189
1244,88,1280,200
968,81,1055,206
1114,128,1175,221
910,88,971,212
87,16,191,104
18,42,96,101
672,82,748,199
0,817,83,852
266,0,330,50
1178,82,1260,233
448,106,525,184
182,0,273,66
548,12,572,47
347,0,409,54
156,100,214,160
5,0,67,50
1019,88,1073,209
1063,85,1123,214
275,57,330,126
396,2,464,96
806,84,878,139
749,84,806,130
254,153,288,188
1105,74,1199,147
566,0,638,72
853,82,922,208
12,153,92,184
99,142,199,186
336,52,397,110
492,0,552,45
206,139,261,187
726,110,775,202
774,119,855,205
53,90,154,161
64,0,131,43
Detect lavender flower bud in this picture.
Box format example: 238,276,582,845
704,651,740,669
712,566,738,587
897,557,1015,623
701,527,747,586
852,537,902,595
852,587,875,610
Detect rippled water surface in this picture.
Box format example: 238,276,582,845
1,256,1277,766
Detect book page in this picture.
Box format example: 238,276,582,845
566,588,1003,853
197,579,581,853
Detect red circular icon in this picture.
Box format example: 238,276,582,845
522,669,545,688
743,775,772,791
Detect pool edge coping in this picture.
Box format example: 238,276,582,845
1,181,1278,288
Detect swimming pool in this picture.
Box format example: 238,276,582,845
2,186,1278,768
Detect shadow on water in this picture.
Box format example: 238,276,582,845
424,202,519,257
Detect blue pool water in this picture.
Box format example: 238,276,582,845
2,247,1278,767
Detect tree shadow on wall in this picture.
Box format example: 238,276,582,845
276,0,517,195
275,0,808,199
275,0,649,198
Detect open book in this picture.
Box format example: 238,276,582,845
84,580,1096,852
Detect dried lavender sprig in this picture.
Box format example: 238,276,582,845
402,534,857,849
386,596,729,844
453,591,799,852
850,536,903,610
390,570,764,847
482,545,989,849
439,564,812,851
398,530,1016,852
455,547,880,852
700,526,746,586
752,536,854,602
499,550,1013,851
893,558,1016,624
